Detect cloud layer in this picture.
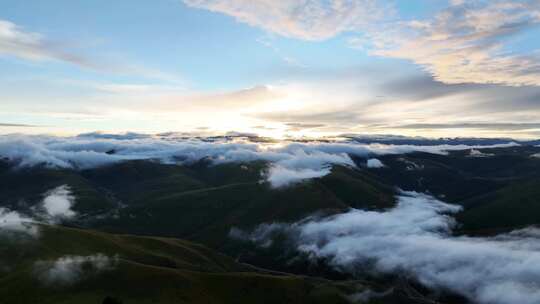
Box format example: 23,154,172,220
235,191,540,304
0,134,518,187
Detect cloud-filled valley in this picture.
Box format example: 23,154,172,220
1,134,540,303
0,133,519,187
232,191,540,304
3,1,540,303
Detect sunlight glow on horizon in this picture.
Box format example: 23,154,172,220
1,0,540,139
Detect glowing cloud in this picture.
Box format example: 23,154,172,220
0,134,519,187
365,0,540,86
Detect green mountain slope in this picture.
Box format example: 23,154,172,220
457,178,540,233
83,162,395,247
1,225,365,304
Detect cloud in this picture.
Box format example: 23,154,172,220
248,71,540,138
468,149,494,157
284,123,326,132
77,132,152,140
0,185,77,239
0,207,38,237
235,191,540,304
366,158,384,168
347,289,392,303
40,185,76,221
0,134,518,187
393,122,540,131
183,0,389,40
182,0,540,87
265,166,331,188
181,85,281,109
0,19,181,82
34,254,117,285
0,122,37,127
0,19,97,69
365,0,540,86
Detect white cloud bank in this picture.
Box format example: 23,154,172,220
0,134,518,187
34,254,117,285
233,191,540,304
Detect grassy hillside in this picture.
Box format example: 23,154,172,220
368,147,540,204
0,225,369,304
457,178,540,233
82,162,395,248
0,160,394,247
0,162,117,215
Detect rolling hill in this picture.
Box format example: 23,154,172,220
0,224,416,304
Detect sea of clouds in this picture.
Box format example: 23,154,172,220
0,133,519,187
232,191,540,304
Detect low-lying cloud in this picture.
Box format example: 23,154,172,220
0,207,38,237
233,191,540,304
468,149,494,158
366,158,384,168
0,185,78,237
34,254,118,285
40,185,76,221
0,134,518,187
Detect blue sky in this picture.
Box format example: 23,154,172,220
1,0,540,138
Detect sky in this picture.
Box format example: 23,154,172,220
1,0,540,139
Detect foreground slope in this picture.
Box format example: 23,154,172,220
1,225,370,304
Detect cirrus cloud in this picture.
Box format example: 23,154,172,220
182,0,389,40
364,0,540,86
